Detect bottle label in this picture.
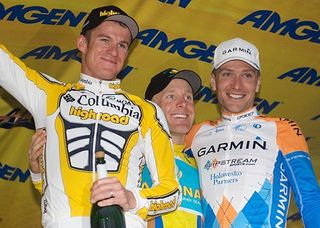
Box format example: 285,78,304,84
97,163,107,179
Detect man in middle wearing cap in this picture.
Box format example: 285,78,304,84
144,68,203,227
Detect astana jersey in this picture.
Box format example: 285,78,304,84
141,144,203,228
186,107,320,228
0,44,180,228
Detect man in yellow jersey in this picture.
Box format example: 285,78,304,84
30,68,204,227
0,5,179,228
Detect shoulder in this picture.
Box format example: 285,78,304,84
121,91,156,110
123,92,169,127
259,115,305,137
185,120,218,148
190,119,219,134
261,115,308,154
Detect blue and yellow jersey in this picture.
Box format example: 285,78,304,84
142,144,203,228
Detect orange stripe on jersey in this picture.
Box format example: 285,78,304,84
185,120,215,148
260,116,309,155
216,196,237,228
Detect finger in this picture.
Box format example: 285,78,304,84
92,185,129,209
30,149,42,161
96,191,127,207
29,142,43,159
33,132,46,149
90,177,121,192
90,178,123,203
91,183,114,202
30,133,46,156
29,144,43,169
98,195,130,211
31,129,44,142
33,140,45,154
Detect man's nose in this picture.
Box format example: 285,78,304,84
176,97,186,107
107,44,118,56
232,75,243,89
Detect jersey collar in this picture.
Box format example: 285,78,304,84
173,144,186,154
221,107,259,123
78,73,121,93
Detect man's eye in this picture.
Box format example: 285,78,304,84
101,38,109,43
222,72,232,77
243,73,254,79
118,43,128,50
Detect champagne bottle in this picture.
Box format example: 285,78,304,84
90,151,126,228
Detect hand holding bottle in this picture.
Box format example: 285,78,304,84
90,175,137,212
91,152,126,228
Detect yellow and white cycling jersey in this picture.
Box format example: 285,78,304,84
0,44,180,228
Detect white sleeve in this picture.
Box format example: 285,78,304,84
0,44,46,128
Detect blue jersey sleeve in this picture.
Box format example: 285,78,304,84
284,151,320,227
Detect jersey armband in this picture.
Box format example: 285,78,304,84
127,188,148,219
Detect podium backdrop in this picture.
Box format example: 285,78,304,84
0,1,319,227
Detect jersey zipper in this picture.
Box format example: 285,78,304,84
91,80,103,180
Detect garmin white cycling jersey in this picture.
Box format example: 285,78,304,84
186,107,320,228
0,44,180,228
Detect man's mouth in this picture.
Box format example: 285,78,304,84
227,93,245,99
172,113,187,119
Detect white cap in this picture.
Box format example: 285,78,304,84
212,38,260,71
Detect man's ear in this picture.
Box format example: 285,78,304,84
77,35,87,53
210,71,217,91
256,74,261,93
